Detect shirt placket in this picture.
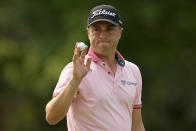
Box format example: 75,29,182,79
99,62,115,79
113,64,123,94
98,62,123,94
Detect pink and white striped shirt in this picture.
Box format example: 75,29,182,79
53,47,143,131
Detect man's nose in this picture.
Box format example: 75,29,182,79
99,31,109,39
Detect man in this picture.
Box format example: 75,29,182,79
46,5,145,131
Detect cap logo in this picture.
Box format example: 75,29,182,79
91,9,116,19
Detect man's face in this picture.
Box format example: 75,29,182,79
87,21,123,56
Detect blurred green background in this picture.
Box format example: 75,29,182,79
0,0,196,130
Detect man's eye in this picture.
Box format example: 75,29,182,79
94,28,99,31
108,27,114,31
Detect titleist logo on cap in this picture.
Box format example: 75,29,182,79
87,5,122,27
91,9,116,18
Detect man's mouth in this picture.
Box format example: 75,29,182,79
98,41,110,44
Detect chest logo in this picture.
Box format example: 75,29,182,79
120,80,137,86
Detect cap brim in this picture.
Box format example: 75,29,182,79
88,19,120,27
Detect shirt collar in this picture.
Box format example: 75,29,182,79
88,47,125,67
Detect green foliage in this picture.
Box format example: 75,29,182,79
0,0,196,130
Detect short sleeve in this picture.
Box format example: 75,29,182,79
133,66,143,109
53,62,73,98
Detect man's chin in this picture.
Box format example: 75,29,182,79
99,42,110,45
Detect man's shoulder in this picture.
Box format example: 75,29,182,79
64,62,73,69
124,60,139,70
124,60,142,78
60,62,73,74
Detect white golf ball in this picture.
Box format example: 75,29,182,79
77,42,87,51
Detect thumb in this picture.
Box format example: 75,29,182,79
85,56,92,70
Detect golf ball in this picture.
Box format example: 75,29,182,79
77,42,87,51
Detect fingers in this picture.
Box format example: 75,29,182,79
85,56,92,70
72,42,80,63
73,42,88,62
80,46,88,60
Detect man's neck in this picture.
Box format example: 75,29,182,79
99,53,117,74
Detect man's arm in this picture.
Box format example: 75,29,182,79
45,43,92,125
131,109,145,131
45,78,81,125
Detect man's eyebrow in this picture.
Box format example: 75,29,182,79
108,25,116,28
91,24,116,29
91,25,98,29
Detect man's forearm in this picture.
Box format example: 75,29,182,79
45,77,81,125
131,124,145,131
131,109,145,131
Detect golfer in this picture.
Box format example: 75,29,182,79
46,4,145,131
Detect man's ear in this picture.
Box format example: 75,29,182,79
120,27,123,34
119,27,123,39
87,27,90,39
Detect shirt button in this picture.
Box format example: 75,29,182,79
103,63,106,66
